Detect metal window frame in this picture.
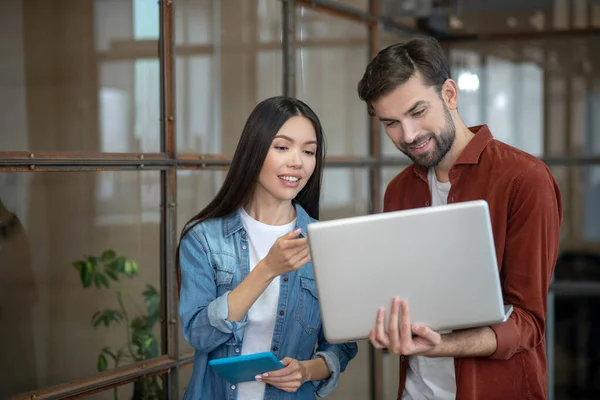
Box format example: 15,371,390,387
2,0,600,399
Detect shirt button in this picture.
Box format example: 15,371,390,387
279,310,284,316
241,230,246,237
231,385,236,390
242,245,247,250
272,346,278,351
283,277,288,282
235,348,240,353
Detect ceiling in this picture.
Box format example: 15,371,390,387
380,0,600,40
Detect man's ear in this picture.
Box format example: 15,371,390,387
441,79,459,110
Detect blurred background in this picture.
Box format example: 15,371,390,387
0,0,599,399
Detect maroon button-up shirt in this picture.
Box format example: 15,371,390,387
384,125,563,400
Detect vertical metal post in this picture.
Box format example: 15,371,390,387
159,0,178,398
367,1,383,400
542,46,555,400
282,0,296,97
547,285,555,400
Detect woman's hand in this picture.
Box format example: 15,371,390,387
260,229,310,277
257,357,310,392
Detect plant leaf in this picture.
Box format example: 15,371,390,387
73,261,86,273
93,273,102,289
92,309,123,328
87,256,99,271
114,258,127,274
98,273,110,289
101,346,117,361
105,269,118,281
97,353,108,372
101,249,116,261
123,260,138,278
146,336,159,358
91,311,100,324
81,261,93,288
143,285,160,324
131,315,149,331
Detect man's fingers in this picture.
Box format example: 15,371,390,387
374,307,391,347
369,328,388,349
399,300,413,348
388,297,401,348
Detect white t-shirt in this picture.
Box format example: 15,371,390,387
402,168,457,400
237,208,296,400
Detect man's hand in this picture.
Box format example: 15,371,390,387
369,297,441,356
258,357,309,392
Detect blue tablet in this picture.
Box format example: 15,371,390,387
209,352,285,383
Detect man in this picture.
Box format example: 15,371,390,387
357,36,563,400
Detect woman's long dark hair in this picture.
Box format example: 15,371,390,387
176,96,326,290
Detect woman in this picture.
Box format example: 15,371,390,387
178,96,358,399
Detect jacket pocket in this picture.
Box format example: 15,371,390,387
296,276,321,335
212,253,236,296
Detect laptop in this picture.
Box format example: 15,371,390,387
306,200,513,343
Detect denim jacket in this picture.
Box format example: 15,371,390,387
179,203,358,399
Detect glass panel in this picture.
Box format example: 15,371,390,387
321,168,369,220
381,31,409,49
82,373,165,399
0,171,161,397
380,166,409,206
257,50,284,101
382,350,401,399
484,56,543,157
552,166,600,281
258,0,284,43
175,0,213,45
179,363,194,399
0,0,161,153
328,340,371,400
330,0,369,12
584,78,600,156
176,169,229,242
448,49,544,157
552,295,600,400
450,49,484,130
175,1,283,155
296,8,370,156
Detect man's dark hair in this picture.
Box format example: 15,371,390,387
357,35,451,115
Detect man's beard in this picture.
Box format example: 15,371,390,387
397,106,456,169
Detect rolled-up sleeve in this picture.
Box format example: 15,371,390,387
489,166,562,360
179,228,248,354
311,327,359,397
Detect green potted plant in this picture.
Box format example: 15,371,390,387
73,250,162,400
